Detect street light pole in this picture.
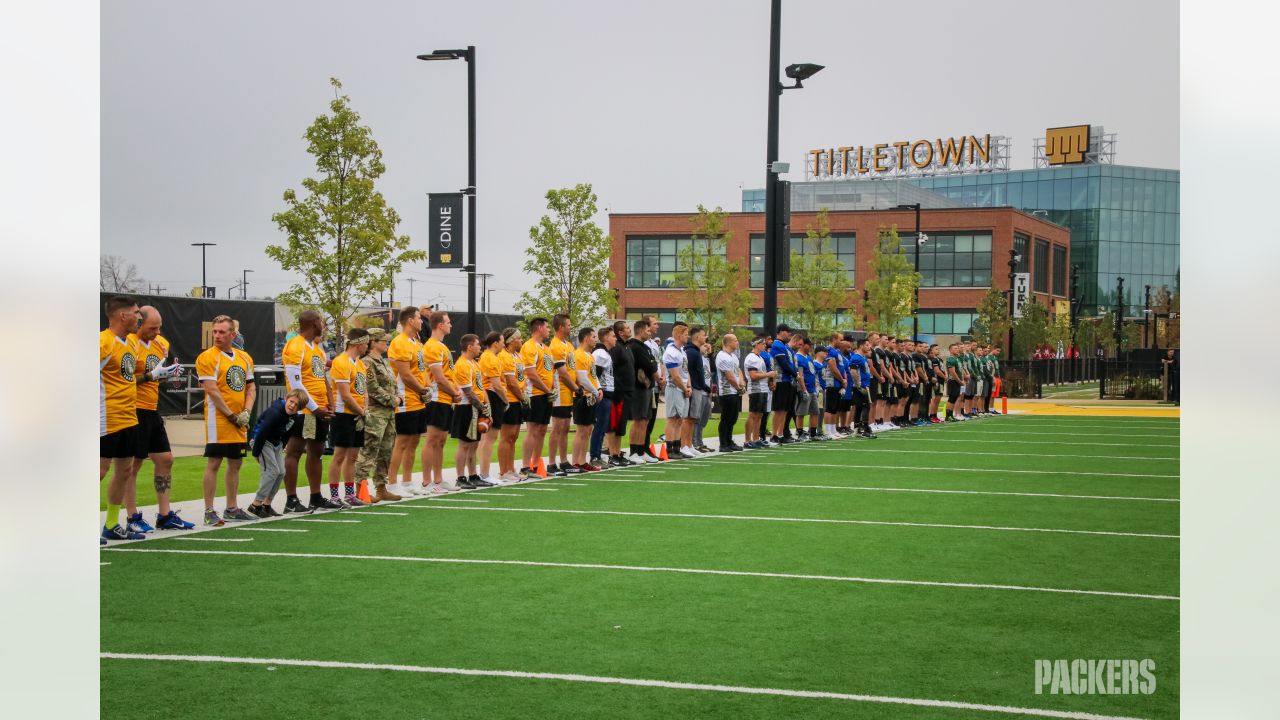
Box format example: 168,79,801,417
1143,284,1152,349
242,269,252,300
1007,249,1019,359
896,203,922,340
1114,276,1126,356
762,0,782,334
477,273,494,312
191,243,215,296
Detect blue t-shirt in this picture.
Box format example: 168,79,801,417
770,339,796,383
797,352,818,393
849,352,871,388
822,349,842,389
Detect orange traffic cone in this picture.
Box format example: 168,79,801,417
651,443,668,461
357,479,372,503
534,457,548,478
1001,396,1008,414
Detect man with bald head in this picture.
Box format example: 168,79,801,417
126,305,191,531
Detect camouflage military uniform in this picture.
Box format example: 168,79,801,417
356,350,397,487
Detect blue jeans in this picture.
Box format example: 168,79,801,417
590,397,613,459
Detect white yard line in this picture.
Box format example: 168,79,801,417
874,437,1179,449
404,505,1177,539
577,477,1178,503
771,446,1179,462
98,549,1178,602
510,487,559,492
470,492,523,497
290,519,362,524
343,511,409,516
172,536,254,543
428,498,489,503
706,459,1176,479
100,562,111,566
930,430,1176,439
98,652,1158,719
537,482,589,486
234,527,308,533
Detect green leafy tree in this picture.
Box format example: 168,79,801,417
673,205,755,341
268,78,424,341
1010,298,1051,358
781,209,856,338
516,184,615,328
863,226,920,335
971,287,1011,348
1152,284,1180,348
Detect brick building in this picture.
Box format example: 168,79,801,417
609,207,1069,338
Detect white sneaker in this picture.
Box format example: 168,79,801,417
440,480,460,492
678,447,696,459
689,447,704,457
403,483,423,496
627,453,649,465
501,471,522,483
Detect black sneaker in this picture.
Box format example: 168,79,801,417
310,497,344,511
284,497,312,514
263,504,282,517
696,445,713,454
455,476,476,490
564,465,583,475
247,504,270,519
470,474,496,488
553,463,569,477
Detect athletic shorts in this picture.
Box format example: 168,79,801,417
610,395,629,435
528,394,552,425
551,404,573,420
204,442,247,459
572,396,595,426
824,388,843,412
394,408,427,435
450,405,479,442
486,391,507,430
869,382,883,402
795,392,820,417
100,424,142,460
772,382,796,411
628,387,652,421
426,401,453,432
964,378,977,397
842,396,855,412
502,400,524,427
975,379,987,398
920,383,933,401
665,385,690,418
330,413,365,448
748,392,769,414
290,413,330,442
947,380,962,402
689,389,710,420
134,409,171,457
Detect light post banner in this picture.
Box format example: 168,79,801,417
1012,272,1031,318
428,193,464,268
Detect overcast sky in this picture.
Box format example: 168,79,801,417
101,0,1178,311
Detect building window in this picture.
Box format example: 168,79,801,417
1052,245,1068,296
916,311,979,336
750,233,855,288
624,236,724,289
913,232,992,288
1013,233,1030,273
746,310,855,329
623,309,678,323
1034,239,1050,293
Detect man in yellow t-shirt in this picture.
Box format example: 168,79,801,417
328,329,370,507
387,306,430,498
449,334,491,489
421,311,460,494
519,317,553,478
498,328,528,483
571,327,603,471
196,314,257,526
476,332,507,484
281,309,338,513
547,314,581,477
125,305,191,533
100,295,144,543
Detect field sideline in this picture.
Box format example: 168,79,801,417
101,413,1179,719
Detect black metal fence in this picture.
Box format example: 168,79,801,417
1099,359,1167,400
1001,359,1101,399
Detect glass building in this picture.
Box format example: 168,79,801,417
744,164,1179,315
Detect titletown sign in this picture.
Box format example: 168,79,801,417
806,133,1007,178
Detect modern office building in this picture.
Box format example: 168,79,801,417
742,125,1178,316
609,207,1069,338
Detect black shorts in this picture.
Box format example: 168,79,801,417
330,413,365,448
486,391,507,430
426,401,453,432
610,396,629,435
947,380,962,402
395,408,428,435
628,387,652,421
824,388,843,413
772,382,796,411
869,382,882,401
289,413,331,441
920,383,933,401
135,409,171,457
502,401,524,426
748,392,769,414
551,405,573,420
528,394,552,425
204,442,247,459
572,396,595,426
100,425,142,460
450,405,479,442
841,397,855,412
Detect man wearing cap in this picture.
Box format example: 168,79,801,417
356,328,401,502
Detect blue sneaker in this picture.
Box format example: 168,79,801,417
127,513,155,534
101,537,107,545
155,511,195,530
102,524,145,542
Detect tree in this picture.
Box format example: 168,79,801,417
100,255,145,293
672,205,755,341
1010,298,1051,358
863,226,920,335
516,183,616,328
268,78,424,341
971,287,1010,348
1152,284,1180,348
781,209,856,338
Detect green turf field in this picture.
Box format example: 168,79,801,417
100,414,1179,719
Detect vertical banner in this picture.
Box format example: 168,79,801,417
1012,272,1031,318
428,193,465,268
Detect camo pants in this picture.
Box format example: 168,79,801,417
355,408,395,487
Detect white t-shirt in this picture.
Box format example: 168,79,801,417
592,347,614,392
715,350,742,396
662,342,690,384
744,352,769,394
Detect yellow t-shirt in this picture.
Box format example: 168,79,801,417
282,335,328,414
422,337,454,405
478,350,503,398
499,349,524,403
131,333,169,412
196,346,255,444
100,329,140,436
330,353,367,415
388,332,427,413
549,336,574,407
450,356,482,406
575,348,598,391
521,339,552,397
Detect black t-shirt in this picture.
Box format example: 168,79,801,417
912,352,928,380
871,347,886,371
610,341,635,393
930,356,944,381
627,337,657,387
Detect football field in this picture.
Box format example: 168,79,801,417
100,414,1179,719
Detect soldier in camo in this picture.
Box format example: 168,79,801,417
355,327,402,502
